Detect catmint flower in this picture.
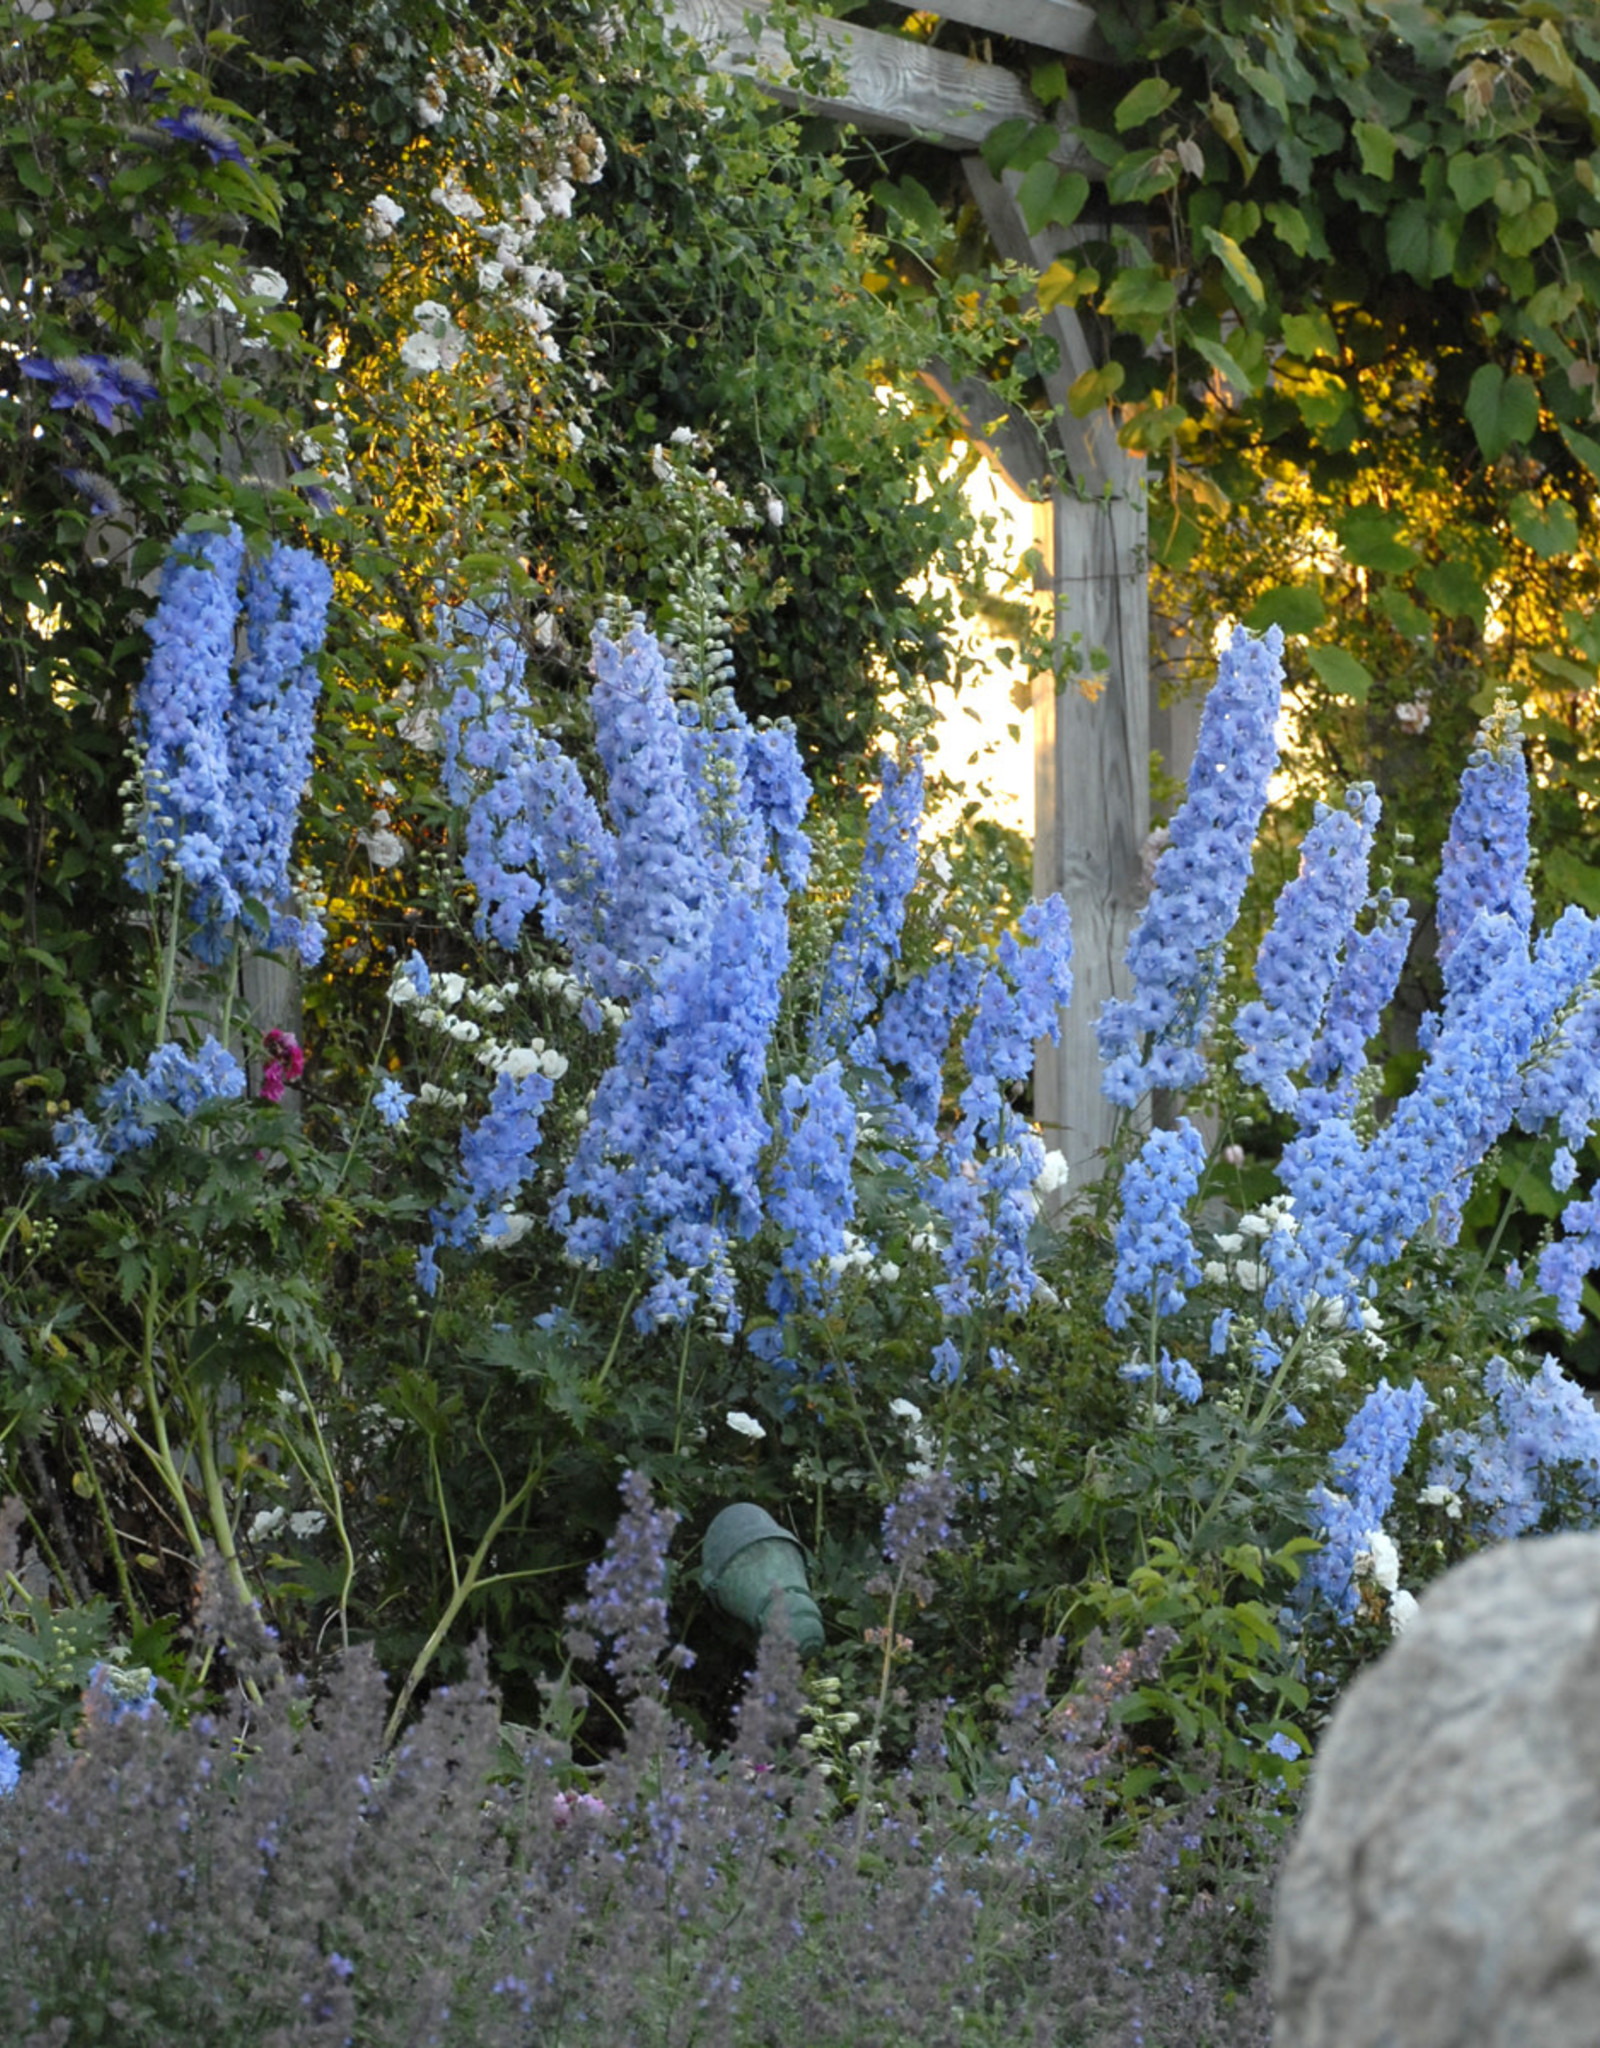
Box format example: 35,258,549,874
565,1469,684,1697
1103,1120,1207,1333
1097,627,1283,1105
881,1467,961,1602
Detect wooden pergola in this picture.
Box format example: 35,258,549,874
668,1,1191,1181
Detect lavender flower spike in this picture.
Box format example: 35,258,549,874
1098,626,1283,1106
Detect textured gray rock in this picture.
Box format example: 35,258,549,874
1272,1532,1600,2046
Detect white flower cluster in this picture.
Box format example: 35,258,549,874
1354,1525,1419,1634
399,298,469,376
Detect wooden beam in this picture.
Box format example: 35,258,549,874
911,0,1110,62
662,0,1096,164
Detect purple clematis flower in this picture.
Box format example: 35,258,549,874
20,353,156,431
156,108,247,167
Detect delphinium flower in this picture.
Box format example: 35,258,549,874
1303,1377,1427,1617
931,896,1074,1318
28,1035,247,1180
871,950,986,1159
125,526,246,918
373,1076,414,1129
1536,1189,1600,1332
1235,784,1379,1115
1271,905,1600,1326
1428,1354,1600,1540
1097,627,1283,1107
555,882,789,1330
1297,886,1415,1127
420,1067,556,1286
1435,698,1532,991
765,1062,858,1320
1103,1120,1207,1336
814,751,925,1060
0,1734,18,1796
216,544,332,966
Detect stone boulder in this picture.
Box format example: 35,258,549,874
1272,1532,1600,2047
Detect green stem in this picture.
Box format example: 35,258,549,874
190,1384,254,1612
68,1416,144,1627
671,1316,696,1456
591,1285,642,1393
284,1357,356,1651
852,1561,906,1861
152,871,185,1045
381,1456,543,1752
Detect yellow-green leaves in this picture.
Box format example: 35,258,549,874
1201,225,1264,310
1465,363,1540,459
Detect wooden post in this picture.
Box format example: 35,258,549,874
962,160,1150,1181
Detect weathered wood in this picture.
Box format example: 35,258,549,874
662,0,1097,162
914,0,1109,62
919,357,1054,498
962,157,1149,1179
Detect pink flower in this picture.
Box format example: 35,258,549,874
551,1788,607,1829
260,1028,305,1103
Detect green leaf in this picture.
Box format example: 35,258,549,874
1415,557,1488,625
1032,60,1070,109
1114,76,1181,133
1531,649,1598,690
1509,492,1579,558
1066,361,1125,415
1017,162,1089,236
1559,423,1600,481
1244,583,1325,634
980,116,1033,178
1498,200,1557,259
1545,847,1600,912
1565,606,1600,664
1191,332,1257,393
1201,225,1265,309
1037,257,1099,311
1152,504,1201,568
1264,201,1311,255
872,176,944,242
1307,645,1373,700
1099,264,1177,320
1336,506,1420,572
1353,120,1396,180
1465,364,1539,459
1387,197,1457,281
1522,280,1581,330
1107,149,1179,205
1281,309,1338,359
1376,585,1432,637
1447,150,1501,212
11,149,50,198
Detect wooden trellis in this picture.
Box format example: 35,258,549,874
665,1,1179,1181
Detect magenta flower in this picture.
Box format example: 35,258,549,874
259,1028,304,1103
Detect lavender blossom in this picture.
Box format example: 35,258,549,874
565,1469,684,1698
1098,627,1283,1106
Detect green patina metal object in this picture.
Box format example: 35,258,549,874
702,1503,825,1658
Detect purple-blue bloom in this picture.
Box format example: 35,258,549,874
1429,1354,1600,1540
1236,784,1378,1115
1098,626,1282,1106
1297,886,1415,1127
815,752,924,1059
1536,1189,1600,1333
22,352,157,431
373,1077,414,1129
1103,1120,1207,1333
766,1062,858,1318
155,107,248,165
1436,700,1532,990
0,1734,18,1796
28,1035,246,1180
1304,1378,1427,1617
